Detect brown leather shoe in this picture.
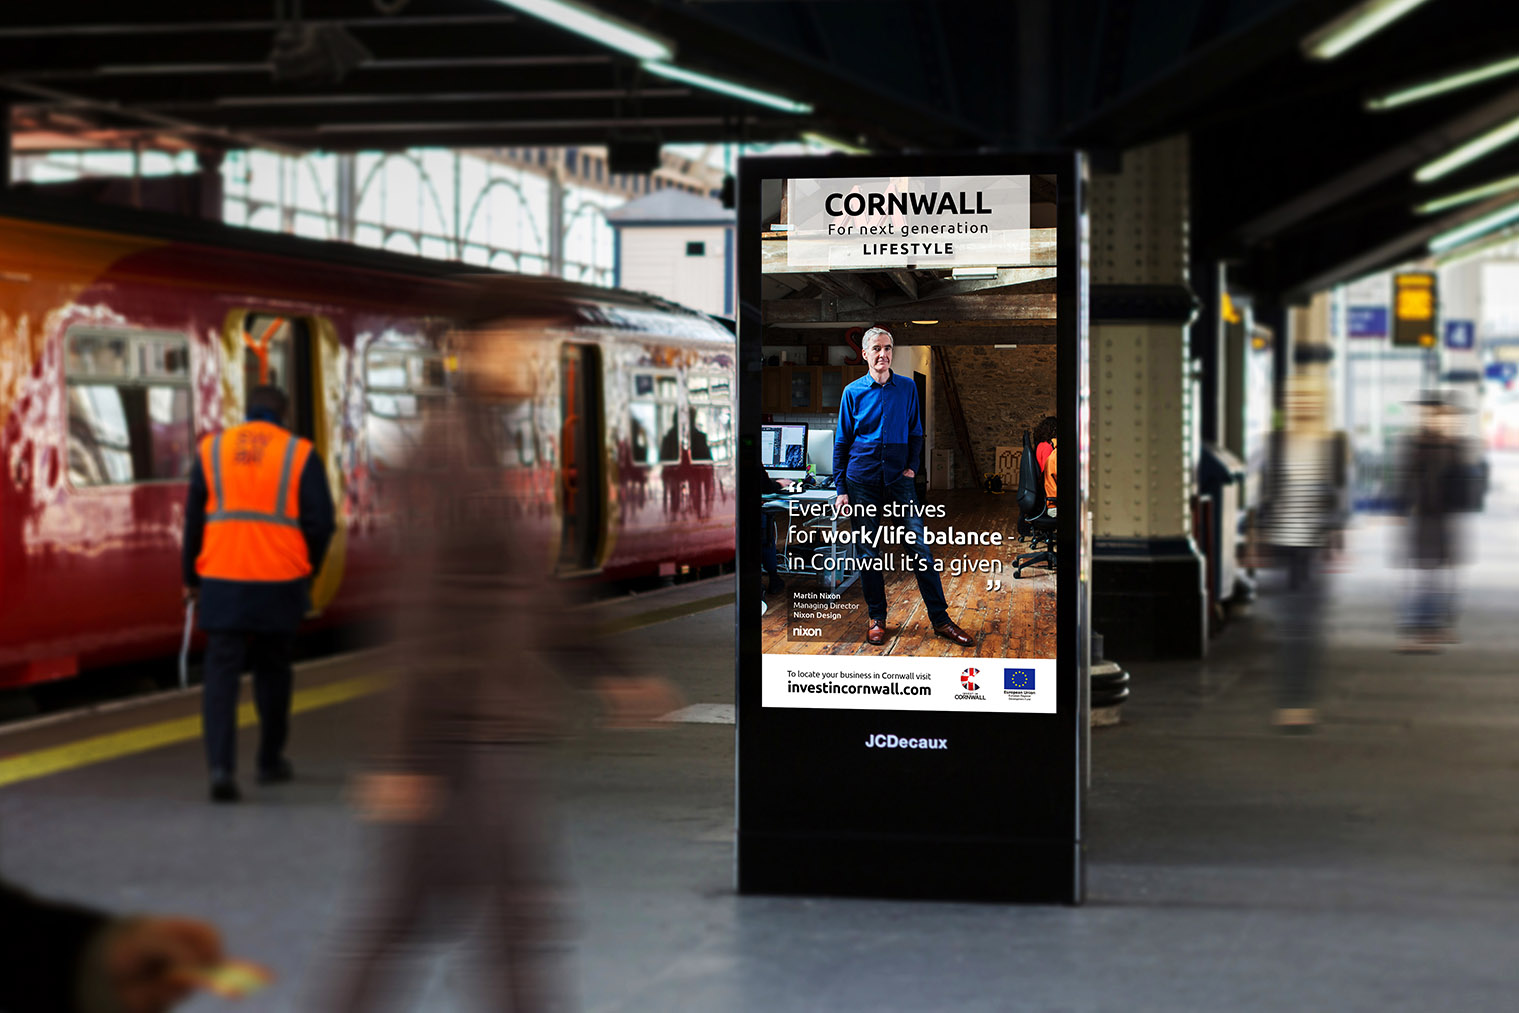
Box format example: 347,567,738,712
934,620,974,647
866,620,887,646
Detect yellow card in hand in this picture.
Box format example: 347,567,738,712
194,960,273,999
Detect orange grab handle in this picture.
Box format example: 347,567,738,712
241,317,285,385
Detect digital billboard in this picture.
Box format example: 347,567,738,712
736,153,1087,903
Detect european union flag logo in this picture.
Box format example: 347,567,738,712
1005,668,1035,691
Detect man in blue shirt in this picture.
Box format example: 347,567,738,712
834,327,973,647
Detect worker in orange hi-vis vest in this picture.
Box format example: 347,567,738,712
181,385,334,803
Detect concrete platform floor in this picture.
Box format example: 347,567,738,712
4,461,1519,1011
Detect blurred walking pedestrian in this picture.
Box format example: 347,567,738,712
1261,384,1340,730
1393,397,1465,651
318,327,679,1012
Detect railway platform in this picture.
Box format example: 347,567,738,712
3,486,1519,1011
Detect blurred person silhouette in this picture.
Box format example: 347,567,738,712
1,878,222,1013
1393,397,1465,651
319,326,680,1013
1261,382,1339,731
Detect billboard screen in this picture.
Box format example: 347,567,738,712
736,153,1087,903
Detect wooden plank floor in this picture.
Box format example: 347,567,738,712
762,490,1057,659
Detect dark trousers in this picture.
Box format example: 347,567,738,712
202,630,295,776
846,474,949,628
1274,546,1324,710
323,745,563,1013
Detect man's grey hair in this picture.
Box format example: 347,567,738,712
861,326,894,350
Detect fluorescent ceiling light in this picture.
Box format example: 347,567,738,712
1416,173,1519,214
643,61,812,114
802,131,869,155
951,267,999,280
1415,114,1519,182
1429,199,1519,252
493,0,673,62
1302,0,1433,61
1368,53,1519,110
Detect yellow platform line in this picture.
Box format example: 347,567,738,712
597,592,735,636
0,673,389,790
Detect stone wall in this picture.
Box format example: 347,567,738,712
931,345,1057,489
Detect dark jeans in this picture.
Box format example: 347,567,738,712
1403,565,1455,632
846,474,949,628
1274,546,1323,710
202,630,295,776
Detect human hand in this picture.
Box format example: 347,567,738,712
833,493,849,514
181,586,198,605
902,468,915,479
352,772,441,824
595,675,684,729
103,917,223,1013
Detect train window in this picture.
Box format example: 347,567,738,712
688,371,733,463
366,346,446,397
68,386,134,484
366,349,410,390
364,343,446,471
629,403,657,464
498,400,538,468
630,371,682,465
139,338,189,379
657,402,682,462
66,333,131,379
64,328,193,487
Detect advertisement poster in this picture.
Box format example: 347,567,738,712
756,172,1058,715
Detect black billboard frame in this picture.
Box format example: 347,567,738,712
735,152,1090,904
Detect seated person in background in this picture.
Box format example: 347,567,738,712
1033,416,1058,515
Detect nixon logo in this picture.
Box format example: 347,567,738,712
864,733,948,750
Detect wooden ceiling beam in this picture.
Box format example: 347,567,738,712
764,291,1056,325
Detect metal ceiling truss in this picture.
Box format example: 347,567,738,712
0,0,961,154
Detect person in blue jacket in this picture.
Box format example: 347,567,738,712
833,327,973,648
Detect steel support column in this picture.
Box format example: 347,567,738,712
335,154,357,244
1089,136,1207,660
548,154,566,278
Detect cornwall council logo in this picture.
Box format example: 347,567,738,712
961,668,979,692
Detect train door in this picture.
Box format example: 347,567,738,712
558,343,604,572
233,311,345,610
240,313,314,439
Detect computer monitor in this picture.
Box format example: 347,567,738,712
807,428,835,476
760,422,808,471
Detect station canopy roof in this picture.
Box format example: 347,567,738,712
0,0,984,155
7,1,1519,296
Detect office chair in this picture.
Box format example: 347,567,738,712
1014,430,1057,578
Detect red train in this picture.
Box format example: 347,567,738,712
0,197,735,689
